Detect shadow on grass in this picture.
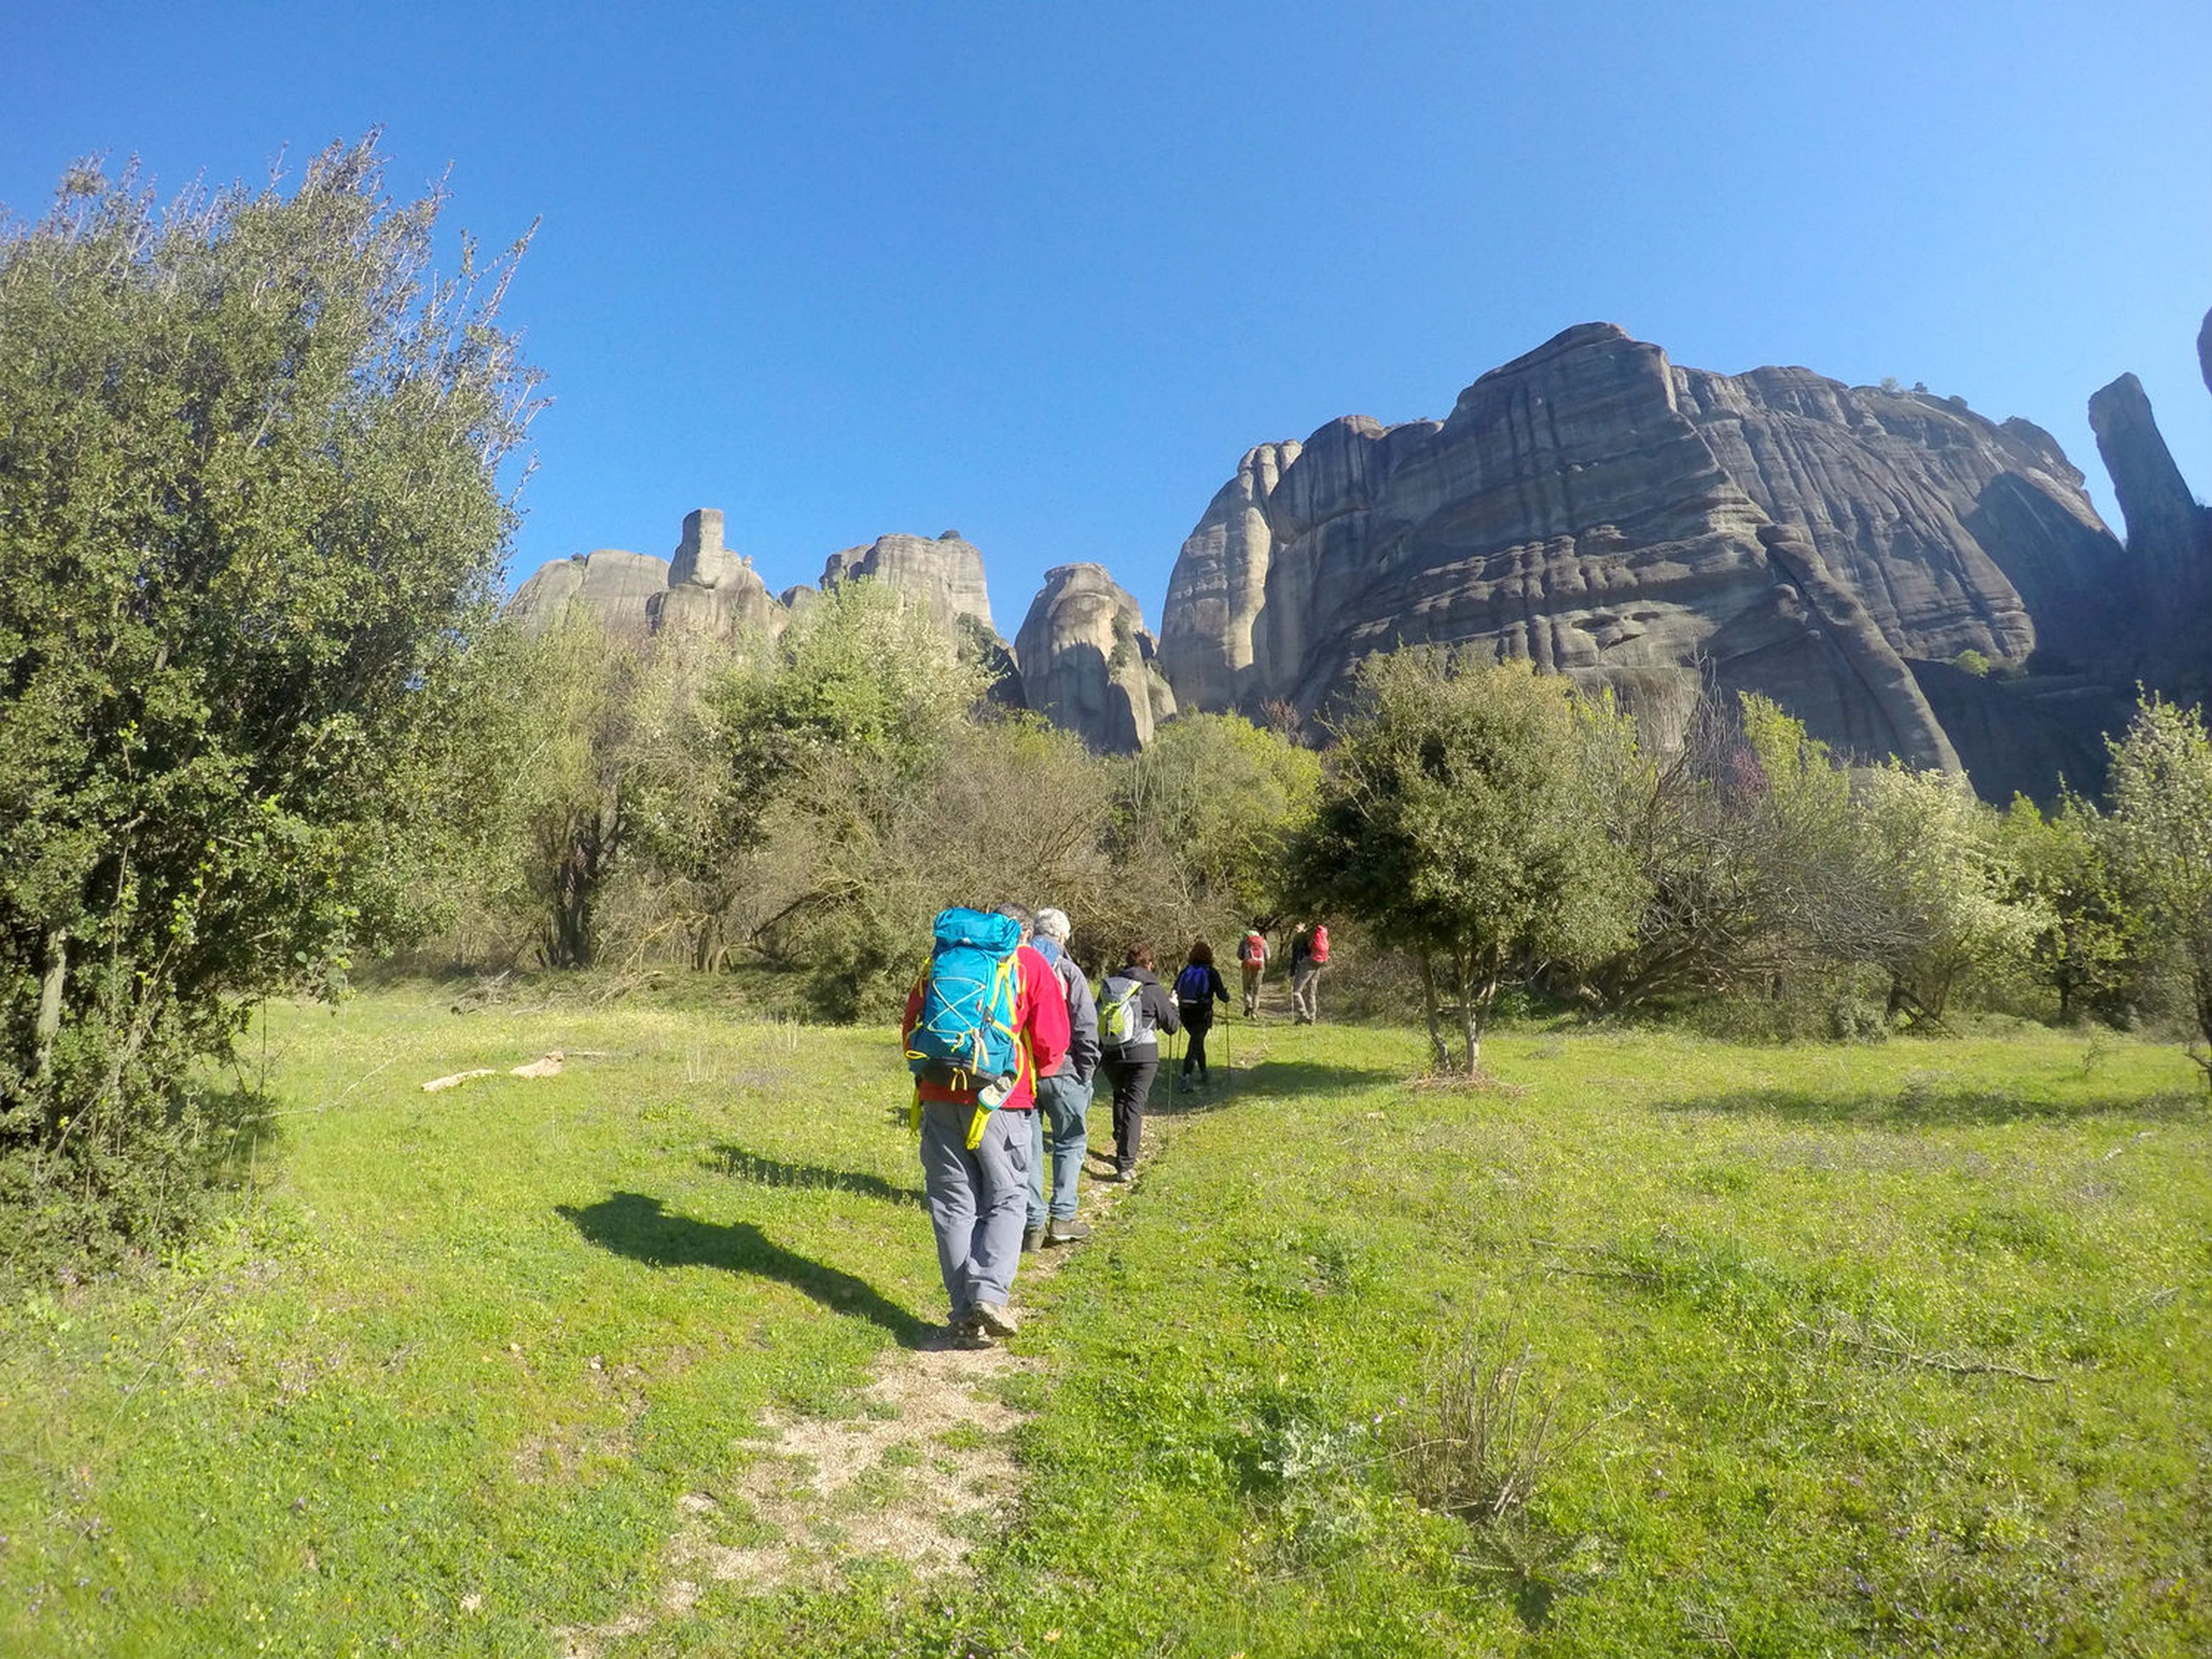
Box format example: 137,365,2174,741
702,1145,924,1205
1660,1082,2207,1128
1152,1058,1402,1113
557,1191,930,1346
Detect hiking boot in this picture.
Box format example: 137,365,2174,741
1046,1217,1092,1244
1022,1225,1047,1253
948,1313,989,1349
1113,1165,1135,1184
974,1301,1020,1338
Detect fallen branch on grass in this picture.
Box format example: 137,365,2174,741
1791,1317,2058,1385
421,1050,611,1093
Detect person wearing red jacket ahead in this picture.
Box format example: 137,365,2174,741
902,903,1070,1346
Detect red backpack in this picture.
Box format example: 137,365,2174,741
1238,931,1267,967
1309,925,1330,964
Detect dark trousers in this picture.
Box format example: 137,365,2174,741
1102,1054,1158,1173
1180,1016,1214,1077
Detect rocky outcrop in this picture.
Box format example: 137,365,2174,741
2088,372,2212,621
506,548,671,638
509,511,785,644
821,531,995,637
1013,565,1174,753
1159,322,2158,791
646,509,785,641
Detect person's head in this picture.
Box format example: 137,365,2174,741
1125,943,1155,971
1188,939,1214,968
1033,907,1071,945
995,901,1034,944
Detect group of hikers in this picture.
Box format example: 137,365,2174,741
900,905,1329,1347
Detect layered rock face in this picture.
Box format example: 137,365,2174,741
2089,368,2212,632
1013,564,1175,754
507,548,671,638
820,531,995,637
508,510,782,642
648,509,785,640
1159,322,2169,791
508,515,1000,656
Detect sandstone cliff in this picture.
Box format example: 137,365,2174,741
1157,321,2190,795
507,516,1006,659
506,547,671,639
820,531,996,638
1012,564,1175,754
507,511,783,643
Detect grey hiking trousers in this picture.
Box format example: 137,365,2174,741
918,1099,1033,1318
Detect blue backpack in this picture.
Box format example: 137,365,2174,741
906,907,1022,1093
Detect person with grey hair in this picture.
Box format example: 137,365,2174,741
1022,906,1101,1249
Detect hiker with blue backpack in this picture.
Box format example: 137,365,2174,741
902,903,1070,1346
1095,944,1180,1183
1021,906,1101,1253
1173,941,1231,1090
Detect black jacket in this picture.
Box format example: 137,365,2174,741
1097,965,1182,1060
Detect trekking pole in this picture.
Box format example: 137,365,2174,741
1222,1009,1233,1086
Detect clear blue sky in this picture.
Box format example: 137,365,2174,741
4,2,2208,633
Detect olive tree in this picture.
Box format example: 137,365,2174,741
0,139,537,1259
1287,652,1644,1073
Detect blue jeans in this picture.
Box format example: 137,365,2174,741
1027,1071,1093,1225
918,1100,1031,1318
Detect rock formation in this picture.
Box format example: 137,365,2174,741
506,548,671,638
646,509,785,641
2088,369,2212,626
1012,564,1175,753
1157,321,2188,796
507,514,1004,658
820,531,996,638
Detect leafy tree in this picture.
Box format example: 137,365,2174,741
2101,695,2212,1084
1287,652,1643,1073
483,615,690,970
1579,691,1888,1015
1856,763,2045,1024
1996,793,2143,1025
1112,712,1319,951
0,139,536,1261
719,582,991,1012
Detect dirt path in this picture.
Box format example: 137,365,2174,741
551,1086,1204,1656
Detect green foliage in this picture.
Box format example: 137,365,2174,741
0,138,535,1268
1857,764,2045,1022
1581,691,1889,1016
1109,711,1319,956
2101,694,2212,1081
1997,793,2145,1024
1289,653,1643,1070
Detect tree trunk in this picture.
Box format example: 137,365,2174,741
1456,946,1482,1076
33,930,67,1082
1418,951,1449,1071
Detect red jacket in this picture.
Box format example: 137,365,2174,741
902,942,1069,1112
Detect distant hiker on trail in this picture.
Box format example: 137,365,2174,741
1023,906,1100,1252
903,903,1069,1347
1236,923,1268,1018
1289,920,1329,1025
1096,944,1180,1184
1173,941,1230,1089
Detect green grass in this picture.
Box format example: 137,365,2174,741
3,984,2208,1655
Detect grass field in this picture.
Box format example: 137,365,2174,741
3,980,2208,1656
